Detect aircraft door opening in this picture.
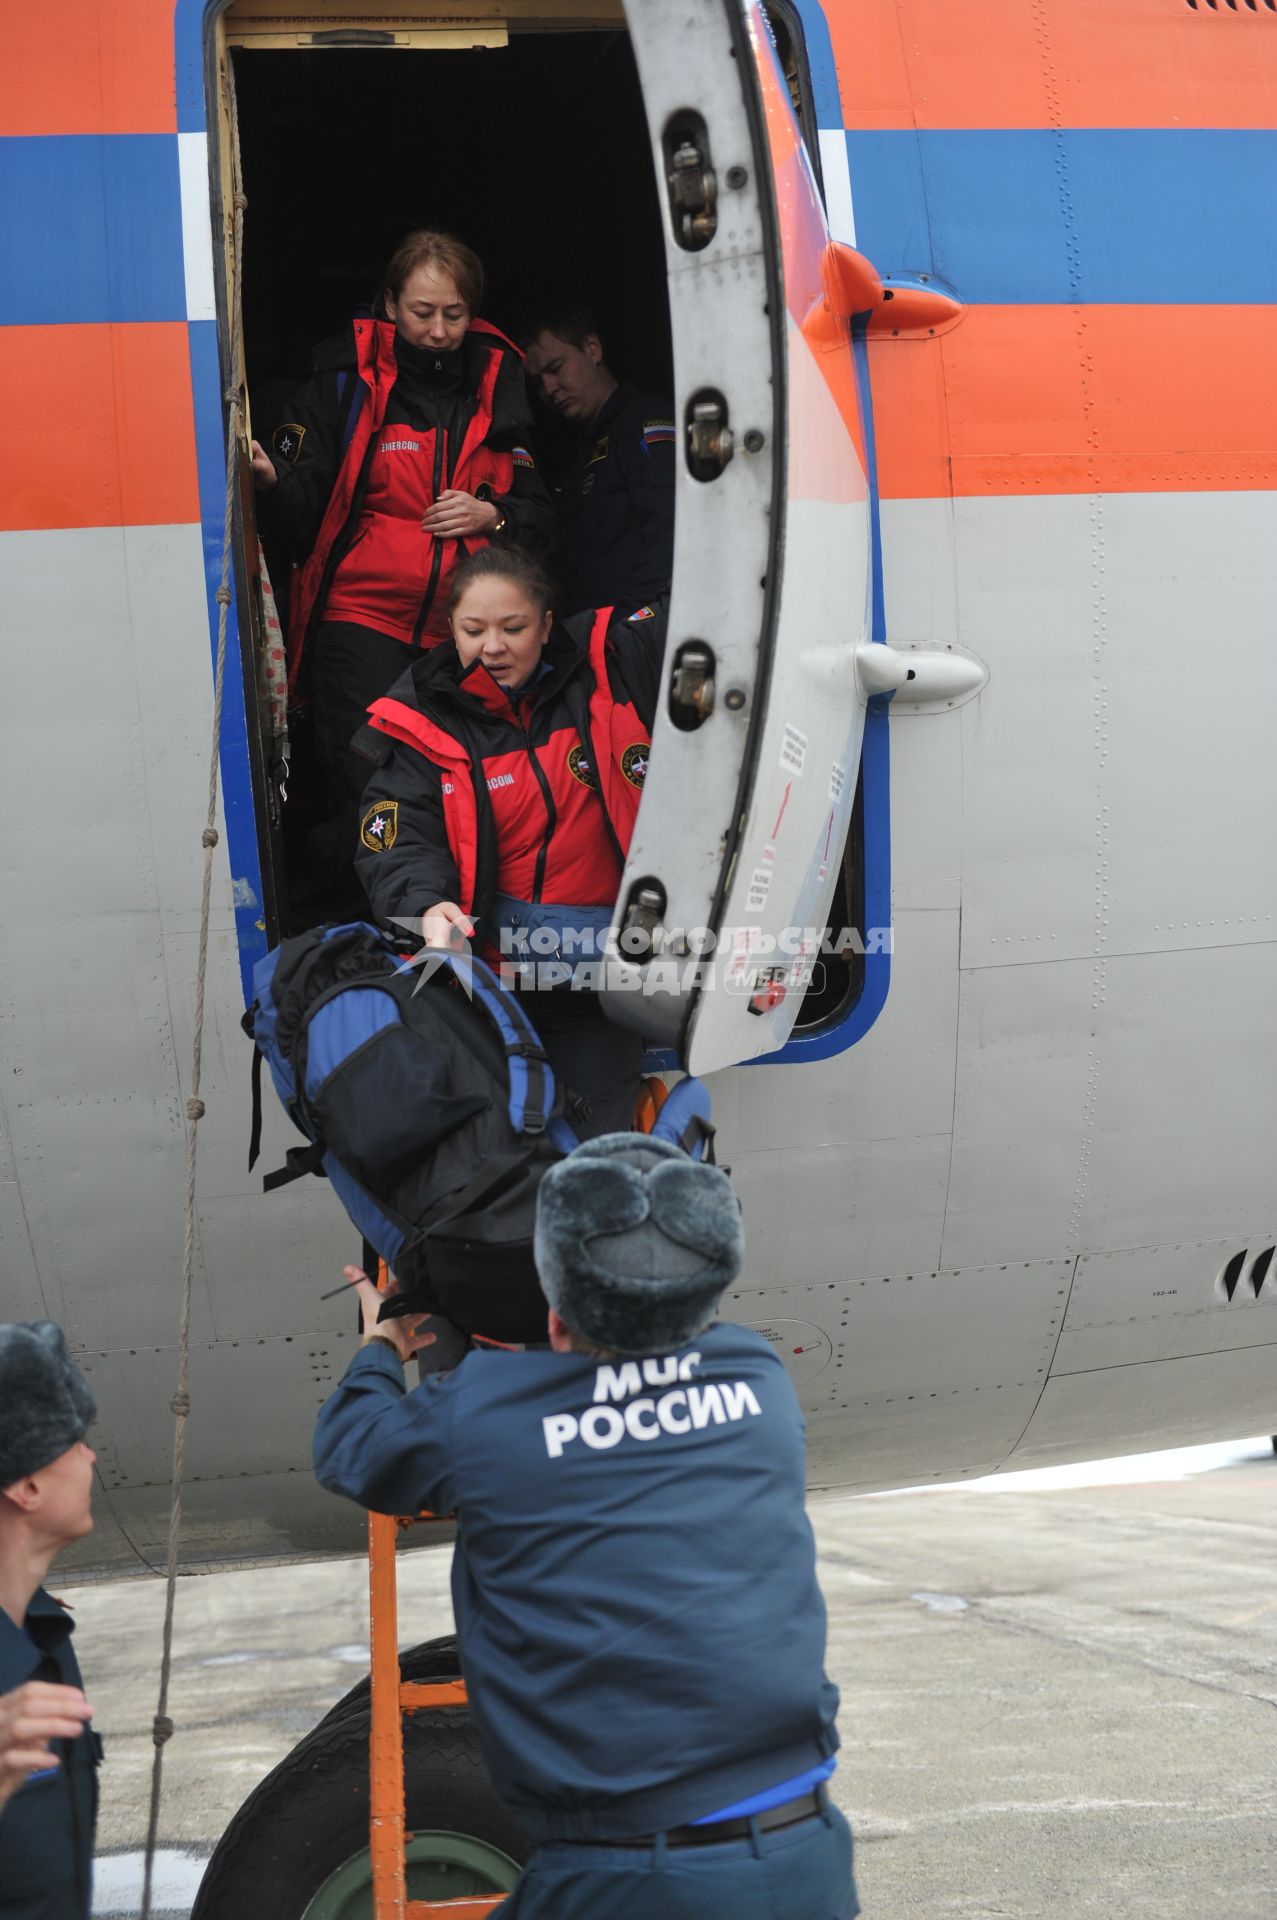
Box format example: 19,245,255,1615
208,0,674,944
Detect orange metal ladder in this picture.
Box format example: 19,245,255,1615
366,1255,507,1919
367,1506,507,1918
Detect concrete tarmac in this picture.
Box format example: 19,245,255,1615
62,1438,1276,1918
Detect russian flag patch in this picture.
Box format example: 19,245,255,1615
642,420,676,452
512,446,534,469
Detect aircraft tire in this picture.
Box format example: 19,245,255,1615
190,1706,528,1919
308,1633,461,1739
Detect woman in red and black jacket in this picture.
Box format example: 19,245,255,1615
353,547,664,1138
251,231,554,896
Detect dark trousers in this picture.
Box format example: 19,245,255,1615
517,989,646,1140
501,1804,858,1920
305,621,417,904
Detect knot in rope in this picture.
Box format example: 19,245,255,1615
215,585,232,606
170,1392,191,1418
233,191,247,212
186,1097,206,1123
201,827,219,849
151,1716,175,1747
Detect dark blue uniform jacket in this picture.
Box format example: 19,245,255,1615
0,1591,98,1919
313,1324,839,1842
552,382,675,616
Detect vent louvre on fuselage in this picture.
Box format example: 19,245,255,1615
1218,1249,1248,1300
1217,1245,1275,1300
1186,0,1277,13
1246,1245,1275,1296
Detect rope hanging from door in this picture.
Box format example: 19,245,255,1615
139,53,248,1920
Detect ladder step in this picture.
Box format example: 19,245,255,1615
400,1679,469,1711
405,1899,508,1916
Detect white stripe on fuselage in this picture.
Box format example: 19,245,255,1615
178,132,217,322
818,127,856,245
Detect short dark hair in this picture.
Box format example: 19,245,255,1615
520,306,603,354
447,545,556,616
379,230,484,317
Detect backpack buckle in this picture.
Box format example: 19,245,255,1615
508,1040,549,1063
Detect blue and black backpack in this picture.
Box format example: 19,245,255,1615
243,922,715,1344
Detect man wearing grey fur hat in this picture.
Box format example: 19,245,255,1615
0,1322,100,1919
314,1132,857,1919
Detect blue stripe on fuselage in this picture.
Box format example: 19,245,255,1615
0,136,185,326
845,129,1277,304
187,319,269,989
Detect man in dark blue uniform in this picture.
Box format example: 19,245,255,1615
523,310,676,615
314,1132,858,1919
0,1323,100,1919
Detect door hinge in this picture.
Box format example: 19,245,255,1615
686,393,735,481
664,113,718,251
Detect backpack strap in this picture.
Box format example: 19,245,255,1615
248,1043,264,1172
403,951,555,1138
262,1142,327,1191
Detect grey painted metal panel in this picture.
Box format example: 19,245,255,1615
878,497,960,654
0,526,232,1356
77,1473,372,1577
727,1257,1069,1488
942,955,1096,1266
80,1334,355,1488
0,1181,45,1319
1007,1344,1277,1469
952,492,1277,968
1050,1240,1276,1372
942,942,1277,1269
729,1260,1069,1402
729,1132,953,1283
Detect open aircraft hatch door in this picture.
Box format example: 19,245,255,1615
602,0,876,1075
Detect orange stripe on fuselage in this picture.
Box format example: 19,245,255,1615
871,305,1277,499
0,0,177,136
0,324,200,531
834,0,1277,131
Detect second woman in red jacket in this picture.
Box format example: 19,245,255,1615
353,547,665,1137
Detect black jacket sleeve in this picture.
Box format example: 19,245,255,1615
493,456,556,556
612,401,676,611
602,596,670,730
256,369,348,554
353,740,463,926
486,350,556,557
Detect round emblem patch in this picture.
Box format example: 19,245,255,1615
567,744,597,789
360,800,398,851
621,743,650,789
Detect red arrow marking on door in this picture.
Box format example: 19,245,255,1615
771,782,791,840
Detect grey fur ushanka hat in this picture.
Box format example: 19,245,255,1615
535,1133,744,1355
0,1322,97,1486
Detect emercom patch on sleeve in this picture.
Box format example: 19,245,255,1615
272,422,307,464
360,800,399,852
